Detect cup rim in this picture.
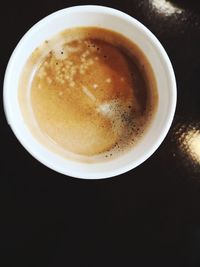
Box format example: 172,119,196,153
3,5,177,179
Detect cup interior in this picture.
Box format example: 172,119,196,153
3,6,176,179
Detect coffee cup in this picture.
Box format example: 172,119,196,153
3,6,176,179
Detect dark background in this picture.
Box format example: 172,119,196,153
1,1,200,266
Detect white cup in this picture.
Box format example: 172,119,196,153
3,5,176,179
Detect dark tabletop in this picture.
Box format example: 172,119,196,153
1,1,200,266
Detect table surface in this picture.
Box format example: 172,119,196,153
1,1,200,266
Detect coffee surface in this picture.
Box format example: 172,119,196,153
19,27,158,160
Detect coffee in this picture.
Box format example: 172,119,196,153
19,27,158,161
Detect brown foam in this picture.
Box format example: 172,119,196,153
19,27,158,160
